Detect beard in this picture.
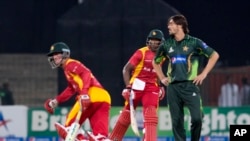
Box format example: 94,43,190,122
169,30,174,36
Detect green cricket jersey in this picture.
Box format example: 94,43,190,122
154,34,215,83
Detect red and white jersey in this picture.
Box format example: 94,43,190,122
129,47,164,85
56,58,103,103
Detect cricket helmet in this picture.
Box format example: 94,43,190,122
47,42,70,57
146,29,165,52
47,42,70,69
147,29,164,41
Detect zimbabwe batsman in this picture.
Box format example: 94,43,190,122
44,42,111,141
109,29,166,141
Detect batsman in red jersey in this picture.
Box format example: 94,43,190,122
44,42,111,141
109,29,166,141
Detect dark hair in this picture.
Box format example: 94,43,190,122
168,14,189,34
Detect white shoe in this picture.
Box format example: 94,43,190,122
86,131,111,141
55,122,68,139
55,122,88,141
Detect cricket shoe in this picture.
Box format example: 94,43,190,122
54,122,88,141
86,131,112,141
55,122,67,139
76,128,88,141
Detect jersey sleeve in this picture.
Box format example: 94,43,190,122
128,49,143,67
55,85,75,103
196,39,215,57
154,43,167,64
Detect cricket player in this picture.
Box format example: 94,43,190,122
152,14,219,141
109,29,166,141
44,42,111,141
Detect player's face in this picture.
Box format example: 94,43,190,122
147,39,161,52
168,19,179,35
52,53,63,66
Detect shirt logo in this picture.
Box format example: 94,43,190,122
192,92,197,96
168,47,174,53
50,46,54,51
183,46,189,52
171,56,186,64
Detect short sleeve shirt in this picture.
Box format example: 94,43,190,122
129,47,161,84
154,35,215,83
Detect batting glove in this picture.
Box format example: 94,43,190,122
122,85,132,101
44,98,58,114
80,94,91,111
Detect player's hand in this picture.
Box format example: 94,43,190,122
193,73,207,85
122,85,131,101
80,94,91,111
160,77,169,86
159,86,166,100
44,99,58,114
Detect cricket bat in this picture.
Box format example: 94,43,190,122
65,101,83,141
129,90,140,136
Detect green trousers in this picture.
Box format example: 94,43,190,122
167,81,203,141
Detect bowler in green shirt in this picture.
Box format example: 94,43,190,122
153,14,219,141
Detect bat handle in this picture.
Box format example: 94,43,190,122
78,97,82,111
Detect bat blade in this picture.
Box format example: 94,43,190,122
65,122,80,141
130,106,140,136
129,91,140,136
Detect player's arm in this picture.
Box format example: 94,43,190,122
44,85,75,114
152,45,168,86
201,51,219,76
122,50,142,101
123,50,142,86
193,40,220,85
56,85,76,103
123,62,134,86
193,51,219,85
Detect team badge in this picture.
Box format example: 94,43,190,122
50,46,54,51
183,46,188,52
168,47,174,53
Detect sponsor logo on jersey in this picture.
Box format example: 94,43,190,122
171,56,186,64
